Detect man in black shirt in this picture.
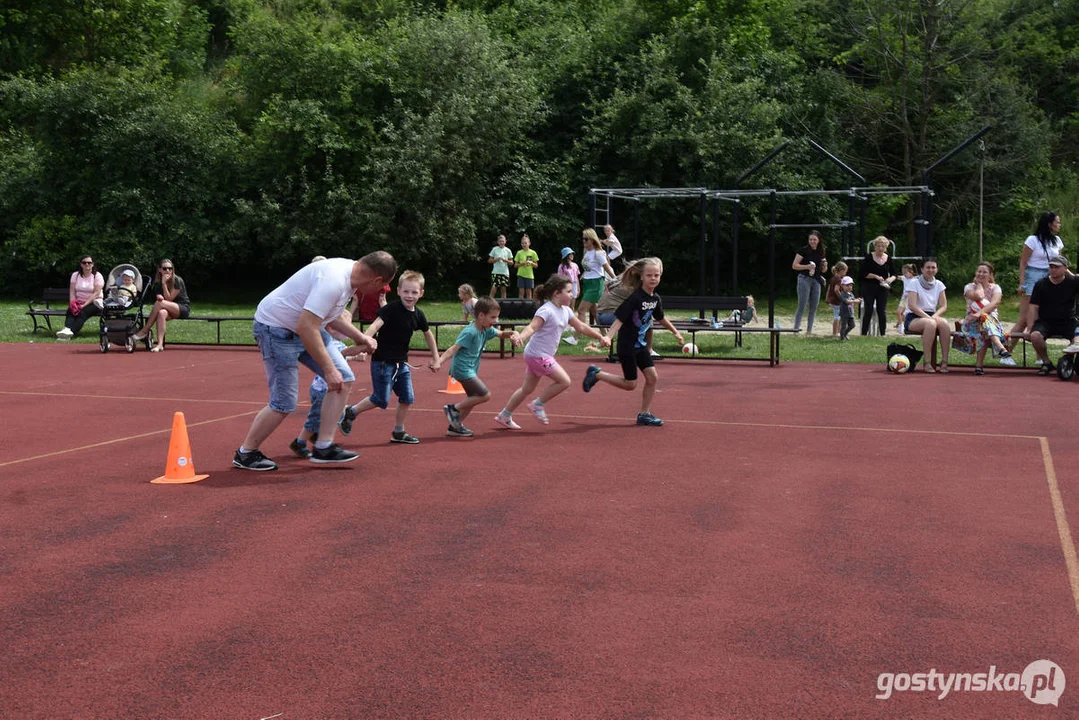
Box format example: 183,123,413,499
1028,255,1079,373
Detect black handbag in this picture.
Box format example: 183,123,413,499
887,341,923,367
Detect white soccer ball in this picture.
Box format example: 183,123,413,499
682,343,698,355
888,354,910,374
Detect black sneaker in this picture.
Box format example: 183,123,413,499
233,448,279,471
1038,362,1055,376
310,444,360,464
582,365,601,393
636,412,664,427
391,430,420,444
288,438,311,458
447,424,474,437
443,404,461,427
339,405,357,435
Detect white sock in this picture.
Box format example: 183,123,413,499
314,440,332,450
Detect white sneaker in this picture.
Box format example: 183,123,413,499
494,412,521,430
649,348,661,358
562,334,577,345
1035,359,1045,367
1064,344,1079,354
56,327,73,338
999,354,1017,367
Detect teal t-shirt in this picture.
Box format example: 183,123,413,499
490,246,513,276
451,324,499,380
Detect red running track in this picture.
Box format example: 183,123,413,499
0,342,1077,718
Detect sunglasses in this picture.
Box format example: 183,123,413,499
81,261,94,265
161,266,173,271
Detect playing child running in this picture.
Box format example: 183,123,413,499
435,296,520,437
339,271,440,444
494,274,610,429
582,257,684,426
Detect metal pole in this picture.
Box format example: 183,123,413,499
768,191,777,328
732,201,740,294
736,140,791,186
588,191,596,229
807,139,866,183
699,193,707,295
979,140,985,261
633,200,639,259
712,197,720,294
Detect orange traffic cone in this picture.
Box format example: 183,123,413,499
438,375,466,394
151,412,209,484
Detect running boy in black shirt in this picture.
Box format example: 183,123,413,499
581,257,684,426
340,271,440,442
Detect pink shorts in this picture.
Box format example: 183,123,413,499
524,354,561,377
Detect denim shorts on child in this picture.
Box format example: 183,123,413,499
367,360,415,409
830,304,841,321
1022,266,1049,295
524,354,561,377
253,321,354,413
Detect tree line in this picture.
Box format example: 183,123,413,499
1,0,1076,298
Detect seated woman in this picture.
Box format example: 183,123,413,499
952,262,1016,374
134,258,190,352
903,258,951,373
56,255,104,339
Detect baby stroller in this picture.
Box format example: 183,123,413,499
99,264,149,353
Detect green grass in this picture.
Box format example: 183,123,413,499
8,295,1032,368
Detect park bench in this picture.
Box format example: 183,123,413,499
659,295,799,366
26,288,71,333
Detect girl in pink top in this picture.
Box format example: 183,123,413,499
558,247,582,345
57,254,105,338
495,274,609,429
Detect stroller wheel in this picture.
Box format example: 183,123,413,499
125,335,136,353
1057,355,1074,381
100,337,110,353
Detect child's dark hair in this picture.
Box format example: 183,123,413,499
535,273,571,303
474,296,499,316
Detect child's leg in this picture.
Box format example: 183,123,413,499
538,366,571,404
593,353,638,391
639,366,659,414
395,402,411,430
349,397,378,415
451,377,491,422
501,370,542,415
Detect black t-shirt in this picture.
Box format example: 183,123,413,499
371,301,428,362
152,275,190,307
615,288,664,353
796,245,824,277
859,254,894,288
1030,275,1079,322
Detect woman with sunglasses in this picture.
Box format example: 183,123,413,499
57,255,105,339
134,258,190,352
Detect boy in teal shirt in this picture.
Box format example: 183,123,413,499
433,296,519,437
514,233,539,299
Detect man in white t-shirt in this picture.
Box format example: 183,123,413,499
603,225,623,276
233,251,397,471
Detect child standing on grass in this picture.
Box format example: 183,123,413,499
838,276,859,340
514,234,539,299
459,284,477,321
895,263,917,332
339,271,440,444
494,274,610,429
434,296,520,437
582,257,684,427
558,247,581,344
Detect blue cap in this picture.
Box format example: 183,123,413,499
560,247,573,259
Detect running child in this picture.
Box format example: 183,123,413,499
558,247,581,344
494,274,610,429
289,334,366,457
582,257,684,427
459,283,477,321
895,263,917,332
434,296,520,437
339,270,440,444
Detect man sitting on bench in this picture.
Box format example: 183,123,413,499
1028,255,1079,375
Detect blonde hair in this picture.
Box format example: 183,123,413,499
622,257,663,289
582,228,603,251
902,263,917,276
872,236,890,251
398,270,424,289
457,283,475,298
831,261,848,276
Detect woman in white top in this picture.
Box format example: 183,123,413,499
904,258,950,373
1009,212,1064,346
576,228,614,326
56,254,105,338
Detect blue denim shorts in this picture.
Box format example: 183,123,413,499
1022,266,1049,295
367,360,415,409
253,321,354,413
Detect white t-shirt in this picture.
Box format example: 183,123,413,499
582,249,608,279
604,233,623,261
255,258,355,331
524,301,573,358
906,278,947,316
1024,234,1064,270
901,276,918,296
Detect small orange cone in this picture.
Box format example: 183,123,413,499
438,375,466,394
151,412,209,484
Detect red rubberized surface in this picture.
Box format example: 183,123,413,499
1,342,1077,718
